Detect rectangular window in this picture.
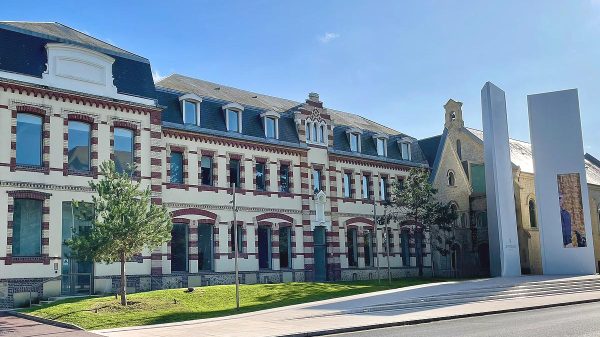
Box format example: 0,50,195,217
231,224,243,253
362,175,370,199
401,142,411,160
200,156,213,186
258,226,272,269
385,228,394,254
401,231,410,266
364,230,373,267
229,159,241,188
171,223,188,272
227,110,239,132
16,113,43,166
279,226,292,269
380,177,387,201
313,169,322,193
279,164,290,192
377,138,386,156
114,127,134,174
170,152,184,184
343,173,352,198
256,162,266,191
68,121,91,172
347,228,358,267
13,199,42,256
198,224,213,271
265,117,276,139
350,133,359,152
184,101,198,125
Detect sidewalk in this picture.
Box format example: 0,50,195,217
0,312,97,337
94,275,600,337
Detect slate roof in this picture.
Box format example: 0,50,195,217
466,127,600,186
157,74,428,166
157,87,301,146
418,135,443,167
157,74,401,135
0,21,156,99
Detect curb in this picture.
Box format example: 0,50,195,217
7,310,85,331
277,297,600,337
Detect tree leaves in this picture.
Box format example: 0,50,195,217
66,160,173,264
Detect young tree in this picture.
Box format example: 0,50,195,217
383,168,457,276
67,161,173,305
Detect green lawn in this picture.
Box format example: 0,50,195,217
21,278,446,330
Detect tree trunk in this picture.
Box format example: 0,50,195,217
120,251,127,306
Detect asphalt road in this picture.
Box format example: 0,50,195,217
327,301,600,337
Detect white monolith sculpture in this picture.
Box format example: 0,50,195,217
481,82,521,277
528,89,595,275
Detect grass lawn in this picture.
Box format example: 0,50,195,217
21,278,447,330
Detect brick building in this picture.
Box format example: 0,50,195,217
0,22,432,308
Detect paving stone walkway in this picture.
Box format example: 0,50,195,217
0,312,99,337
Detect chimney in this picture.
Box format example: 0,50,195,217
308,92,320,102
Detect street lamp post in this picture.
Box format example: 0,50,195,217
231,184,240,310
373,199,381,284
383,202,391,285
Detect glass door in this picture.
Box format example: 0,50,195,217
61,202,93,295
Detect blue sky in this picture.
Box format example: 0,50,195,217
4,1,600,154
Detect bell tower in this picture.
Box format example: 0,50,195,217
444,99,464,130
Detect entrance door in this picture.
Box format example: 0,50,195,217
61,202,93,295
313,226,327,281
258,226,272,269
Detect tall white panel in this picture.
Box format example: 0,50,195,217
481,82,521,277
528,89,595,275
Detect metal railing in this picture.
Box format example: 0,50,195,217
27,275,62,308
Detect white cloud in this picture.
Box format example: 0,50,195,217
318,32,340,44
152,70,166,83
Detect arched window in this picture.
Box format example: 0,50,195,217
312,123,318,142
318,124,325,143
447,170,455,186
456,139,462,160
528,199,537,228
450,203,459,226
461,213,467,228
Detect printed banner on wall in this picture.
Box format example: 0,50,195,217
557,173,586,248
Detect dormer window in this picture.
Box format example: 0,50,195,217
266,117,276,138
350,133,359,152
223,103,244,133
305,120,327,145
261,110,280,139
228,110,240,132
346,128,363,152
179,93,203,126
399,138,412,161
184,101,199,125
374,134,389,157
